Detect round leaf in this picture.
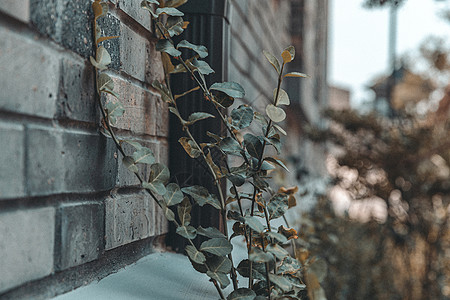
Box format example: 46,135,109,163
266,104,286,123
274,88,290,106
210,82,245,98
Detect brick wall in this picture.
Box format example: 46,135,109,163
0,0,167,297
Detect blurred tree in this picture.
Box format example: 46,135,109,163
302,108,450,299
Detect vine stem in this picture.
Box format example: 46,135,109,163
248,61,286,289
93,9,219,295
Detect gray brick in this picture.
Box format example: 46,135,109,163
0,207,55,293
0,122,25,200
0,27,59,118
26,125,118,196
56,203,104,270
30,0,120,66
115,0,152,31
30,0,58,39
105,192,152,250
107,76,168,137
119,24,164,83
57,58,97,123
26,125,64,195
0,0,30,22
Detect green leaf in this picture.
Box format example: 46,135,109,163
105,101,125,125
191,58,214,75
206,271,230,289
273,123,287,135
283,71,308,78
274,88,290,106
210,82,245,98
266,104,286,123
281,45,295,63
169,107,186,124
176,225,197,239
200,238,233,256
98,73,114,92
264,157,289,172
263,50,280,74
249,247,273,263
156,7,184,16
219,137,242,155
177,197,192,226
207,255,232,274
177,40,208,58
268,274,293,292
178,137,201,158
140,0,158,19
266,244,289,260
142,181,166,196
266,193,289,220
152,80,173,103
236,259,266,280
264,135,281,154
159,201,175,221
149,163,170,184
226,288,256,300
260,160,275,171
132,146,155,165
164,0,188,8
90,46,111,70
156,39,182,57
163,183,184,206
197,226,226,239
227,173,245,187
213,91,234,108
144,163,170,195
181,186,222,209
265,231,288,244
122,156,138,173
278,256,301,275
186,112,215,125
124,140,143,150
227,210,244,222
185,245,206,264
243,133,263,160
165,16,185,37
244,216,265,233
231,105,254,129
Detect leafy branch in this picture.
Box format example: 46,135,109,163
92,0,310,298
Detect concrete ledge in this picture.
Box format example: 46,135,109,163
53,252,232,300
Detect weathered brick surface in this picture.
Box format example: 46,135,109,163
120,24,164,83
107,76,168,137
57,58,97,123
26,125,118,196
0,207,55,293
0,0,30,22
0,0,171,294
0,27,59,119
105,192,167,250
0,122,25,200
112,0,152,31
56,203,104,271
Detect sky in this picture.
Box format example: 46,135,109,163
329,0,450,107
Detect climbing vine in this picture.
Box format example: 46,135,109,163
91,0,312,299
